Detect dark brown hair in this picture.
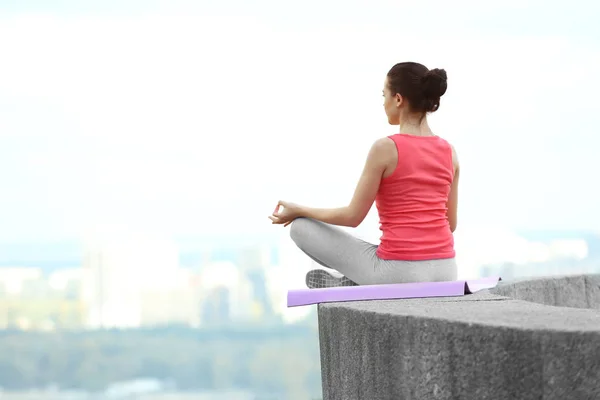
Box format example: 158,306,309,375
387,62,448,114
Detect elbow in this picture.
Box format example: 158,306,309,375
345,208,364,228
344,216,361,228
348,219,361,228
447,211,457,233
449,221,457,233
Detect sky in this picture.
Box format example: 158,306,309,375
1,0,600,245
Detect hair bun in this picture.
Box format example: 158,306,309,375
421,68,448,112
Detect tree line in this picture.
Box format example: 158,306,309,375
0,322,322,399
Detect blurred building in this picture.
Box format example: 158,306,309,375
236,245,274,320
81,228,181,329
0,267,43,296
0,266,86,331
197,261,254,325
477,235,596,280
140,268,202,327
48,268,82,300
265,232,314,324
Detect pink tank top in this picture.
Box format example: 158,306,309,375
375,134,455,261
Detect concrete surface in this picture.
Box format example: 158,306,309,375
317,274,600,400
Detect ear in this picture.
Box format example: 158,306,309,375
395,93,404,107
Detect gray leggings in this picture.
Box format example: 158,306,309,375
289,217,457,285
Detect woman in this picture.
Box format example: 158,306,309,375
269,62,459,289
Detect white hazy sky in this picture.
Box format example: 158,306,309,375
1,0,600,242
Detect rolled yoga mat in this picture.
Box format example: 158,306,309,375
287,276,501,307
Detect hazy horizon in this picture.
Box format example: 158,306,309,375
1,0,599,245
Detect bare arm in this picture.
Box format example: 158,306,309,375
296,138,393,227
446,145,459,232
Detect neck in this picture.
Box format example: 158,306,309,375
399,115,433,136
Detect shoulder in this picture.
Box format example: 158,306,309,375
371,136,397,154
368,136,397,161
363,137,397,172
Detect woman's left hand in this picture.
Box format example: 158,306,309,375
269,200,301,227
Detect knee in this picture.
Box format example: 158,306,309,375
289,217,313,246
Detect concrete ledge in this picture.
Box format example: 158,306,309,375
317,274,600,400
490,274,600,309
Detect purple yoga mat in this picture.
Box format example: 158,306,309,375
287,277,501,307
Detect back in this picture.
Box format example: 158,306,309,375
375,134,455,261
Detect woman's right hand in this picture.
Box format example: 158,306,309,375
268,200,302,227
